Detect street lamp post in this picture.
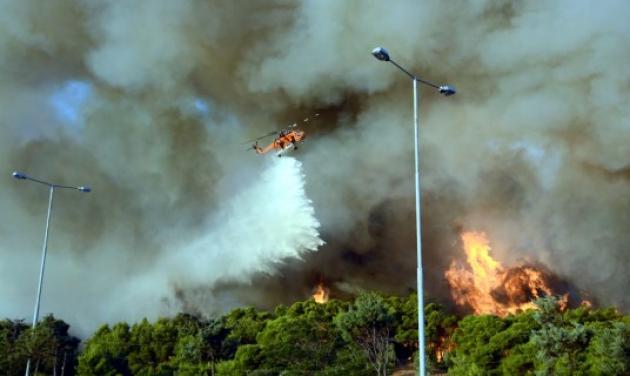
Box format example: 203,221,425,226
371,47,455,376
11,171,90,376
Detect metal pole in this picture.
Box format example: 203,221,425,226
25,185,54,376
413,79,426,376
371,47,454,376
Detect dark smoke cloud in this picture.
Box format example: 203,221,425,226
1,0,629,333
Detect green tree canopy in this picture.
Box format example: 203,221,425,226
335,292,396,376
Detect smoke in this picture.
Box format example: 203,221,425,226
1,0,629,334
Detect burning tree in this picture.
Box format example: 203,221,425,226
445,231,565,316
312,282,330,304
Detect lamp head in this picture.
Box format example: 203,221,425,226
12,171,27,180
78,186,91,193
371,47,390,62
439,85,456,96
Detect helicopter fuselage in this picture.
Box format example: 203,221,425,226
254,129,305,156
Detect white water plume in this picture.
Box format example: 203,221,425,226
104,156,324,325
166,155,324,284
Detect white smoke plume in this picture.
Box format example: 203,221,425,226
0,0,629,334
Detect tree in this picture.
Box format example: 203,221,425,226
531,296,591,375
388,294,417,365
170,317,229,375
496,312,539,375
583,321,630,375
170,334,212,375
335,292,396,376
0,319,29,375
256,302,341,372
42,315,81,376
77,323,133,375
216,299,366,375
9,315,80,376
447,314,508,375
221,306,272,359
125,318,179,375
423,302,458,372
215,344,262,376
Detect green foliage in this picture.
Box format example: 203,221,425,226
531,296,592,375
77,323,133,375
499,341,537,376
78,313,232,376
221,306,272,359
495,313,539,375
4,293,630,375
448,314,509,375
389,293,417,347
446,296,630,376
126,318,178,374
583,321,630,375
216,344,261,375
424,302,458,372
0,315,80,376
256,309,337,370
335,292,396,376
217,299,368,375
0,319,28,375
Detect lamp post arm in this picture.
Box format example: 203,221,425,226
53,184,82,190
389,59,441,90
389,59,416,80
414,76,441,90
22,176,85,191
22,176,53,187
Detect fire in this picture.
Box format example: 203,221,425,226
445,231,556,316
434,335,455,363
312,282,329,304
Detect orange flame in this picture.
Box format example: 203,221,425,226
580,299,593,309
312,282,329,304
435,335,455,363
445,231,555,316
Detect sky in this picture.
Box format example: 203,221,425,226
0,0,628,335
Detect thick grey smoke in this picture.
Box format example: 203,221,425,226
1,0,629,334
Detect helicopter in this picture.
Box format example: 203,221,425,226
246,114,319,157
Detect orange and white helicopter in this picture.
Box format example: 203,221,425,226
247,114,319,157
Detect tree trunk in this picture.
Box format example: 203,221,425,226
61,351,67,376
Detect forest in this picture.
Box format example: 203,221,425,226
2,293,629,375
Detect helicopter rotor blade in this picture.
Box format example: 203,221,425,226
303,113,320,122
241,130,277,144
298,113,320,125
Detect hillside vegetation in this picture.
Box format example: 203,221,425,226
2,294,629,375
